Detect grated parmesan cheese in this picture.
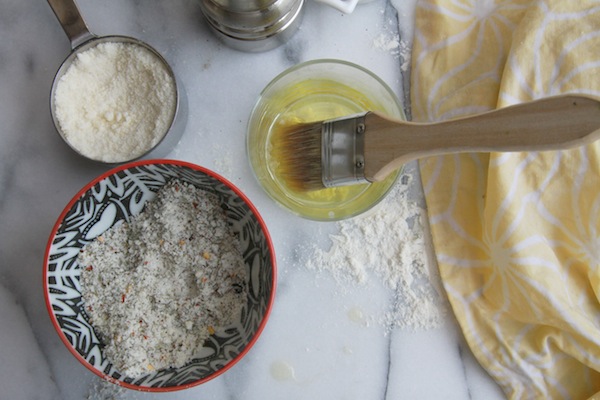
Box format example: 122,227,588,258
54,42,177,163
78,180,247,377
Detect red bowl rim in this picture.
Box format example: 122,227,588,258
43,159,277,392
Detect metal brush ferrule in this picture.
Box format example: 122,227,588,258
321,112,368,188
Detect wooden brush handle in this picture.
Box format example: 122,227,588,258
364,94,600,181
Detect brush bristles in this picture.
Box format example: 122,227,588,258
273,121,325,192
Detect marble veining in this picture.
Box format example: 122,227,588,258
0,0,506,399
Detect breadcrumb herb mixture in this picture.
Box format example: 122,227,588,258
78,179,248,378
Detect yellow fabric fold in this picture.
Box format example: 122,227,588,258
412,0,600,398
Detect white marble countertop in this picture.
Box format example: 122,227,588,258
0,0,507,398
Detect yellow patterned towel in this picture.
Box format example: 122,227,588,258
412,0,600,398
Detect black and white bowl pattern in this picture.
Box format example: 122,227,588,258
44,160,276,391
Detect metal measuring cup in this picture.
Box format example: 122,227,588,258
47,0,187,163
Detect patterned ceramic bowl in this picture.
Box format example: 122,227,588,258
43,159,276,392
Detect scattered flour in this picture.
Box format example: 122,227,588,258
79,179,247,377
86,379,131,400
373,32,401,53
372,3,412,72
212,143,234,177
373,32,411,72
301,172,447,331
54,41,177,162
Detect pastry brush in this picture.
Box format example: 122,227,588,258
275,94,600,191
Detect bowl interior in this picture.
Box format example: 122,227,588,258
44,160,275,391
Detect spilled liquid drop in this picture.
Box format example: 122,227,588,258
270,360,297,382
347,306,364,323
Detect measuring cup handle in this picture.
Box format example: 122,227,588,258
47,0,95,49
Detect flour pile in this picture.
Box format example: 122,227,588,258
303,172,447,331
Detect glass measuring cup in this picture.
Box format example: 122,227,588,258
47,0,187,163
